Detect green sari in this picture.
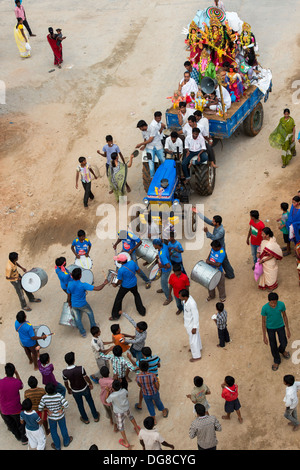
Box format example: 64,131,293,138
107,161,128,202
269,117,296,166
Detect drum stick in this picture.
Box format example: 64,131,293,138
146,259,158,269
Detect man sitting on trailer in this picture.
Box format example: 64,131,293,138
178,71,198,99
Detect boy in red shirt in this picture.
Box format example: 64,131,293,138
246,210,265,269
168,264,190,315
221,376,243,423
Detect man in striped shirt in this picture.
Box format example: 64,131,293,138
189,403,222,450
38,383,72,450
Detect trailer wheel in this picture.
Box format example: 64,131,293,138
243,102,264,137
194,164,216,196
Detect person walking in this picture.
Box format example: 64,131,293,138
221,376,243,423
67,267,108,337
192,209,235,279
15,310,47,371
75,156,98,209
179,289,202,362
189,403,222,450
257,227,283,291
110,254,146,320
98,345,136,390
14,1,36,37
136,361,169,424
261,292,291,371
283,374,300,432
0,363,27,445
186,376,211,415
62,351,100,425
213,302,230,348
38,383,72,450
269,108,296,168
246,210,265,268
6,252,41,311
105,379,140,449
120,311,148,361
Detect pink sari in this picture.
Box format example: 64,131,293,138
257,237,283,290
47,34,63,65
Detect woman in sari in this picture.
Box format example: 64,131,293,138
257,228,283,291
107,152,134,203
47,27,63,68
269,109,296,168
14,18,31,58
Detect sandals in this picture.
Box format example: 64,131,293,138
145,283,151,289
119,438,130,448
163,408,169,418
272,364,279,371
135,403,142,411
30,298,41,303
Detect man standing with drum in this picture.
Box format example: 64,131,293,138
110,254,146,320
153,239,172,306
6,252,41,312
71,230,92,260
15,311,48,371
67,268,109,338
113,229,151,289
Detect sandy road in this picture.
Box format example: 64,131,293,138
0,0,300,450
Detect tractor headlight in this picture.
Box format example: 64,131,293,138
173,199,180,206
143,198,149,205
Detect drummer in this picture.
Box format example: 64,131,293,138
113,229,151,289
6,252,41,312
153,239,172,306
206,240,227,303
55,257,72,295
168,232,186,275
15,310,48,371
71,230,92,259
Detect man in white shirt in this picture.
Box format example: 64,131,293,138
179,289,202,362
164,131,183,157
194,110,210,139
179,71,198,98
283,374,300,430
136,119,165,178
208,82,231,113
181,115,198,139
182,128,208,180
177,101,196,127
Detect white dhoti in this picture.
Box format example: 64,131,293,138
26,426,46,450
187,328,202,359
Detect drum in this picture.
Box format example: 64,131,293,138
107,269,118,285
74,256,93,270
149,263,161,281
21,268,48,293
135,239,158,264
34,325,52,348
191,260,221,291
115,252,131,269
59,302,77,328
67,264,94,285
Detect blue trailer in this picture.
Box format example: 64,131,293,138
166,82,272,141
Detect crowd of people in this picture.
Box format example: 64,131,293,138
4,0,300,453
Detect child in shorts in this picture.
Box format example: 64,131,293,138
20,398,46,450
186,376,211,414
221,375,243,423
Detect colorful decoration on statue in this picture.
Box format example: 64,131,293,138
205,7,226,23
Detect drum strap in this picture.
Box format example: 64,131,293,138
16,321,30,332
123,266,136,275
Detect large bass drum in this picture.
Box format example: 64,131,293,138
191,260,221,291
67,264,94,285
21,268,48,293
135,239,158,264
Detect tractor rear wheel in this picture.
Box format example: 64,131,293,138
194,164,216,196
243,102,264,137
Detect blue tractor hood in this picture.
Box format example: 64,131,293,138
147,159,178,202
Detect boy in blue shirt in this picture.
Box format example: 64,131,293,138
67,268,108,337
71,230,91,258
153,239,172,306
206,240,226,302
168,232,186,274
110,254,146,320
55,257,72,296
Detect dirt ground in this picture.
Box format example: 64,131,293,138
1,0,300,451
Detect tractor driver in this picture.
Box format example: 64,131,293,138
136,120,165,179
